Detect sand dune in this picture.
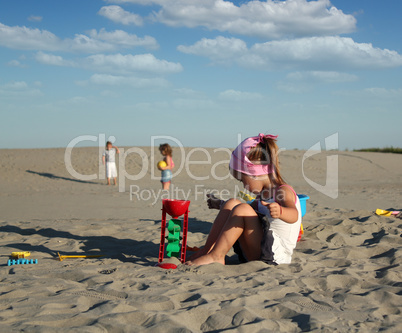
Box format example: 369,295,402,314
0,147,401,331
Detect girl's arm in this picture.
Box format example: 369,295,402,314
113,146,120,154
102,155,105,165
161,156,172,170
261,186,298,223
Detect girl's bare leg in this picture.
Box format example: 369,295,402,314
187,198,242,261
186,203,262,266
162,182,170,190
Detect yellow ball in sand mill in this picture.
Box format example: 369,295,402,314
158,160,167,169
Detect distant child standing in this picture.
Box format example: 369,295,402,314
102,141,120,186
158,143,174,190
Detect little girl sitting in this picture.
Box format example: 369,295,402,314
186,133,302,266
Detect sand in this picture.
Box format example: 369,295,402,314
0,147,401,332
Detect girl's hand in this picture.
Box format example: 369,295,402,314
268,202,282,219
206,194,223,210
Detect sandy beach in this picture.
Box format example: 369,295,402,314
1,147,401,332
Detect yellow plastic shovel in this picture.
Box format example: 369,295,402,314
375,209,400,217
11,251,31,259
57,252,104,261
238,191,256,203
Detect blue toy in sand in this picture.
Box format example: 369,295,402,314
297,194,309,217
8,259,38,266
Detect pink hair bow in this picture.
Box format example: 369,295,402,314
258,133,278,143
229,133,278,176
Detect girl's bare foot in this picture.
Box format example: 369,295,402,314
185,253,225,266
187,247,207,261
207,194,223,210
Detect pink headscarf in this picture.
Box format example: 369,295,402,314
229,133,278,176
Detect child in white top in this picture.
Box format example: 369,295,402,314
102,141,120,186
186,133,301,266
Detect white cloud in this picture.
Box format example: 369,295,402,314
219,89,263,101
249,36,402,70
88,28,158,50
100,90,121,98
98,5,143,26
179,36,402,70
276,81,311,94
33,51,183,77
0,22,61,51
287,71,358,83
278,71,358,94
28,15,43,22
67,96,91,104
86,74,169,88
174,88,205,98
7,59,25,68
0,23,156,53
363,87,402,97
4,81,28,89
68,34,119,53
177,36,247,63
84,53,183,74
105,0,149,4
333,87,402,100
35,51,77,66
105,0,356,38
0,80,42,97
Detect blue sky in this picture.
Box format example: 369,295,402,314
1,0,401,150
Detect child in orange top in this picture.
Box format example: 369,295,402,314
158,143,174,190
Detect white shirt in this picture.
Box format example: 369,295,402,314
257,192,302,264
103,148,116,163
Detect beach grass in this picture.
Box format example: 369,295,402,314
354,147,402,154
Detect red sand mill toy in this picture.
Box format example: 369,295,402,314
157,199,190,269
